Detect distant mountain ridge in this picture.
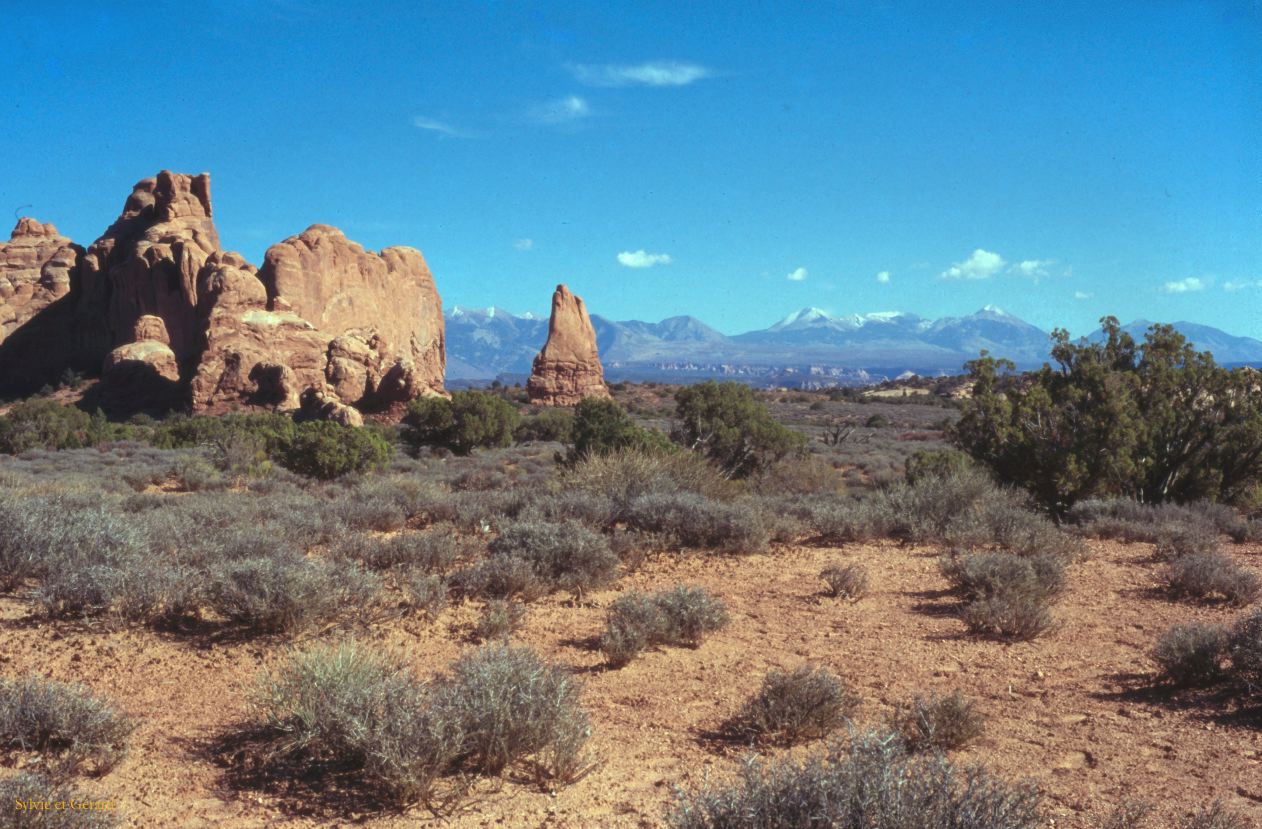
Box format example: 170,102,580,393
445,304,1262,387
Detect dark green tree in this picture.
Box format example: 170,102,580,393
278,420,392,479
672,381,806,478
567,397,672,460
401,391,520,456
953,317,1262,515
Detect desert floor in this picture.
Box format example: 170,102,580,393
4,536,1260,828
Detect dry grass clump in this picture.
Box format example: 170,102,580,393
668,730,1041,829
719,666,860,746
248,640,591,809
600,586,729,667
624,492,770,554
889,690,985,752
819,561,869,600
1152,623,1229,686
205,555,380,634
460,520,618,601
1068,499,1247,546
940,551,1065,641
0,675,133,776
1164,553,1261,606
474,599,526,641
1228,608,1262,699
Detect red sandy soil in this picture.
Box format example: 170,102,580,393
2,537,1260,828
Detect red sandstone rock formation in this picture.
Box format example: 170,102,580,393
0,173,448,417
101,316,181,412
80,171,220,363
260,225,446,407
0,219,85,390
526,284,611,406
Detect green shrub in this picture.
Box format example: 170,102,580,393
0,772,119,828
0,676,133,776
864,413,891,429
721,666,859,746
904,448,974,485
567,398,673,461
402,391,520,456
819,562,868,600
0,401,116,454
668,730,1041,829
672,381,806,478
514,408,575,444
277,421,391,479
1165,553,1260,605
889,690,985,752
1152,623,1228,686
600,586,729,666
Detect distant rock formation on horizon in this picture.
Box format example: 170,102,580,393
0,171,447,419
526,284,611,406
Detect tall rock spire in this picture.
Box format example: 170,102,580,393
526,283,611,406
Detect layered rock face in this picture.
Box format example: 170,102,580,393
260,225,446,407
101,316,181,412
0,171,447,417
0,219,87,390
527,284,611,406
0,219,78,338
80,171,220,364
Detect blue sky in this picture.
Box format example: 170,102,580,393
2,1,1259,337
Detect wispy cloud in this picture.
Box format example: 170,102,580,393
786,267,808,282
514,238,534,252
1223,279,1260,292
568,60,713,88
412,115,476,138
1013,259,1055,278
617,250,672,268
875,270,891,284
1161,276,1207,294
529,95,591,125
941,249,1006,280
1074,291,1093,300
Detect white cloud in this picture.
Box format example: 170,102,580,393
941,249,1006,280
786,267,808,282
514,238,534,251
568,60,713,87
1074,291,1093,300
1014,259,1055,278
529,95,591,124
875,270,891,284
1223,279,1260,292
617,250,672,268
1161,276,1207,294
411,115,474,138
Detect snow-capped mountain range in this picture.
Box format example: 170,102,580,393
444,304,1262,387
